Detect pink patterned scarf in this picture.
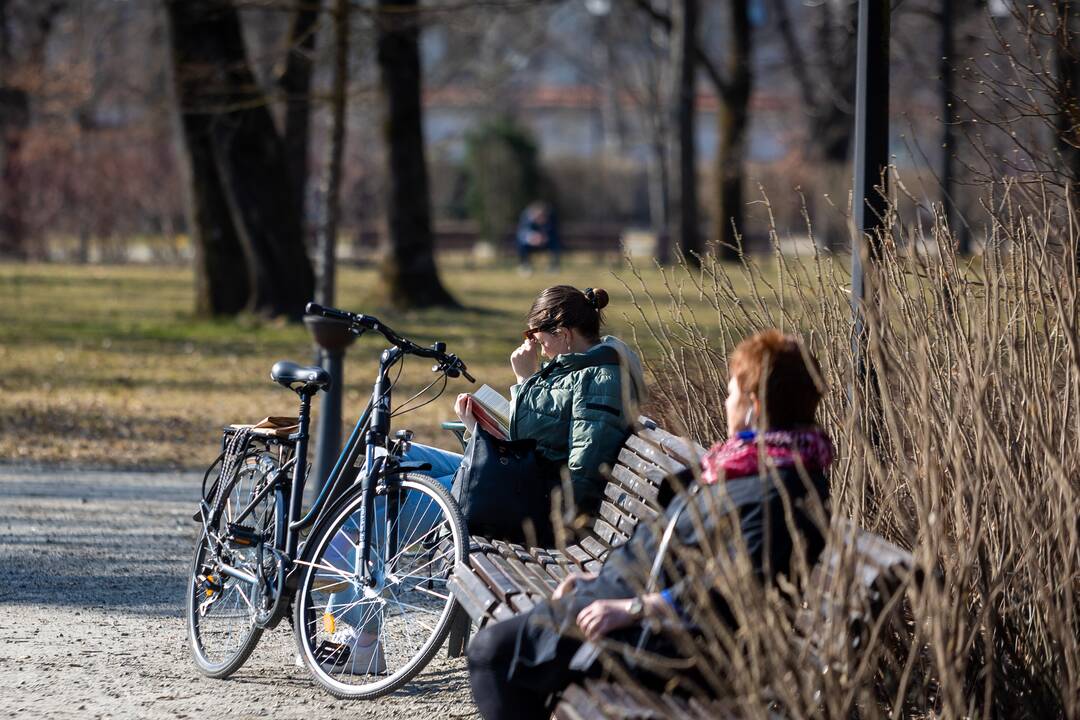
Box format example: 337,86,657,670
701,427,835,484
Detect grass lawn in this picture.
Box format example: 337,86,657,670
0,255,741,469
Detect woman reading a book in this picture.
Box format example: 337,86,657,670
320,286,646,674
454,285,648,516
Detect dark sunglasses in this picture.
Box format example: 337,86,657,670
523,325,559,342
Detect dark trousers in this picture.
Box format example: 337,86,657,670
466,614,589,720
516,242,561,269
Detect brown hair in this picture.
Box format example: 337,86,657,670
526,286,609,341
730,329,824,429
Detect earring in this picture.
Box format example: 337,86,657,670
743,405,755,428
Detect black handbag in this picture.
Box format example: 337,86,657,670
451,428,559,545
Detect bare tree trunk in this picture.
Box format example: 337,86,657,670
179,108,251,315
941,0,965,253
315,0,348,307
713,0,752,261
279,0,320,239
669,0,701,264
374,0,456,308
0,1,63,260
0,85,28,259
165,0,314,318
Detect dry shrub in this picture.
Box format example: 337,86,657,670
609,193,1080,718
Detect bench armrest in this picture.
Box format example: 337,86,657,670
441,420,469,451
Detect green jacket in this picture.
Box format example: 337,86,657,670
508,337,646,514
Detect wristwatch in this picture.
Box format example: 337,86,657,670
627,597,645,620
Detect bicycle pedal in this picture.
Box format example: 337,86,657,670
226,523,260,546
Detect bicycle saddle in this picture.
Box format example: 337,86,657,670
270,361,332,393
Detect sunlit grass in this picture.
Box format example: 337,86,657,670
0,255,748,468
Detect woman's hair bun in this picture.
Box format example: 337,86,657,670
592,288,609,310
583,287,609,310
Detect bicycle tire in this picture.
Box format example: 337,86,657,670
186,451,279,678
293,472,469,699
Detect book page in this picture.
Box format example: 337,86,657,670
471,384,511,425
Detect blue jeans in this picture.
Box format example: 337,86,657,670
324,443,463,629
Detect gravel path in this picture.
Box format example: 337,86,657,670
0,467,479,720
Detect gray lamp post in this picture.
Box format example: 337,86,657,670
304,316,356,494
851,0,889,443
306,0,351,496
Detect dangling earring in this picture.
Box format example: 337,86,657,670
743,405,755,429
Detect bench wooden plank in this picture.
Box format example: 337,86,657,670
530,548,570,582
599,499,640,536
615,448,670,486
512,548,560,593
625,434,687,475
492,540,556,598
640,426,708,465
447,562,499,620
563,543,594,568
578,534,611,561
591,517,626,545
470,549,524,604
604,482,659,522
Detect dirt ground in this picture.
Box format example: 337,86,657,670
0,467,479,719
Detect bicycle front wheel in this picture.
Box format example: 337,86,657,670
294,472,468,699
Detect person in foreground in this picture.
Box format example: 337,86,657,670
319,285,646,675
465,330,834,720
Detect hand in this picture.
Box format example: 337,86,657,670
510,338,539,383
576,599,638,641
551,571,597,601
454,393,476,433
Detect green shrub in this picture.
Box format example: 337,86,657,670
464,117,541,244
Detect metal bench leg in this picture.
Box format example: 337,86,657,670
446,604,472,658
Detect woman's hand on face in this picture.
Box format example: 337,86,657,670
576,599,637,641
551,571,598,601
454,393,477,433
510,338,539,384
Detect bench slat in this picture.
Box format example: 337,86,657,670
563,543,594,568
604,482,659,522
493,540,556,598
625,434,687,475
615,448,669,486
470,549,524,603
639,426,708,465
578,535,611,561
611,462,662,500
600,499,640,535
447,562,498,620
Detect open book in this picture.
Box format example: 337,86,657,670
463,384,511,440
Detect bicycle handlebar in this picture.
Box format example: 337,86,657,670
305,302,475,383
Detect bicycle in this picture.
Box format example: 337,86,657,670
186,302,474,699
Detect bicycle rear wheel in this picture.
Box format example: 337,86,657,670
187,452,279,678
294,472,468,699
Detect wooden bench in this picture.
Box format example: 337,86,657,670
446,420,916,718
447,417,699,626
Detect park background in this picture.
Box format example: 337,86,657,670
1,1,1079,719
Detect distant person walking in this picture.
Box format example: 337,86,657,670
516,201,560,272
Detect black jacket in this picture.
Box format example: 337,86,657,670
507,467,830,680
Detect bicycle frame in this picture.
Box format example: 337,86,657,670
209,305,467,631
